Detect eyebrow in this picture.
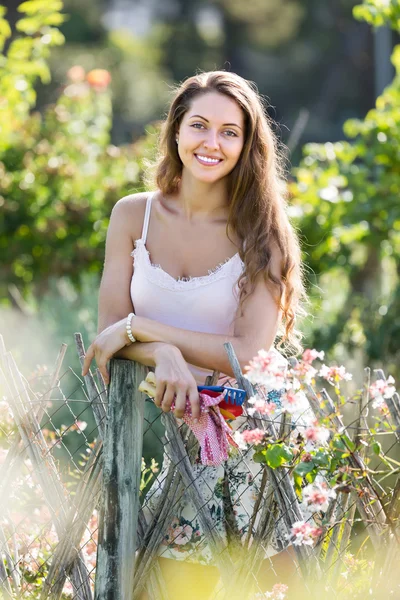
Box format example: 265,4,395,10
188,114,242,130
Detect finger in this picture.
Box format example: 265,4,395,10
154,380,167,408
97,360,110,386
188,386,201,420
174,387,187,418
161,385,175,413
82,345,95,377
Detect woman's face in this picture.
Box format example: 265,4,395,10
176,91,245,185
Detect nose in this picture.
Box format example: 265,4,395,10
203,129,219,150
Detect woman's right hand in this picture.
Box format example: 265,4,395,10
153,344,200,420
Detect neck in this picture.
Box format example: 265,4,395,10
172,170,230,222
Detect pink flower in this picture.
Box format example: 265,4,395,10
290,520,323,546
265,583,289,599
244,349,287,389
67,65,85,83
281,390,309,414
245,349,276,372
318,364,352,385
75,420,87,433
292,361,317,385
302,349,325,364
302,482,336,513
304,420,330,445
369,376,396,409
247,395,277,417
241,428,265,445
255,584,289,600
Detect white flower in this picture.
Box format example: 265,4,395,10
254,584,288,600
370,376,396,409
292,362,317,386
290,520,322,546
302,481,336,513
318,364,352,385
75,420,87,433
302,349,325,363
304,420,330,445
247,395,277,417
244,349,287,389
281,390,309,415
233,430,247,450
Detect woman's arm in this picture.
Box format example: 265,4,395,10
94,193,178,370
84,194,201,417
124,245,283,378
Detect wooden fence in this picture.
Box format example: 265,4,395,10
0,333,400,599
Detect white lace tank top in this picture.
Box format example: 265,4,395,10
130,192,245,384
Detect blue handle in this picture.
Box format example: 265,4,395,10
197,385,246,406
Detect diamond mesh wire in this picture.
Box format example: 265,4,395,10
0,345,399,600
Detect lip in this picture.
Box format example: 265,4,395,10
194,153,223,166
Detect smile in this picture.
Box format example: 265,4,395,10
194,154,223,166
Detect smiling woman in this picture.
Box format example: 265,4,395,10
176,93,245,182
82,70,308,597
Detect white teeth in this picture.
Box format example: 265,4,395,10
196,155,220,164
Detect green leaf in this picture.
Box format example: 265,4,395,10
341,434,356,452
253,450,266,464
313,451,331,469
372,441,382,456
294,461,315,476
306,471,317,483
264,443,293,469
294,472,303,499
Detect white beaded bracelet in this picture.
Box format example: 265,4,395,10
126,312,137,344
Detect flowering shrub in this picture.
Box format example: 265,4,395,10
234,345,399,562
1,341,399,598
0,60,148,299
0,2,155,301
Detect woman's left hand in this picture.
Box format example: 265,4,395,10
82,319,130,384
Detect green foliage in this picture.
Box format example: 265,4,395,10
0,3,158,301
254,442,293,468
353,0,400,31
0,1,66,153
290,33,400,366
0,74,149,299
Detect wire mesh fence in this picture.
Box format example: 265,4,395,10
0,332,399,600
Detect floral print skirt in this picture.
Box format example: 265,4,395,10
142,383,315,566
143,442,288,565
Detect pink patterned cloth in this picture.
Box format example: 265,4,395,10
172,391,237,467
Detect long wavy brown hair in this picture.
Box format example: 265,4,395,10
152,70,307,354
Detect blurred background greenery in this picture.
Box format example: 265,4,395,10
0,0,399,459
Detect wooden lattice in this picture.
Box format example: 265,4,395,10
0,333,399,599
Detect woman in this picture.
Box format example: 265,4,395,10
82,71,307,598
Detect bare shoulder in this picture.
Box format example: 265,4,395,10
110,190,153,240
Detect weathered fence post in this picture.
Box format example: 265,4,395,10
94,358,146,600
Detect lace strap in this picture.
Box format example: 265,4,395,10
141,192,154,243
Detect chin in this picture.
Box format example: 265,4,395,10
195,173,226,185
191,166,230,183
